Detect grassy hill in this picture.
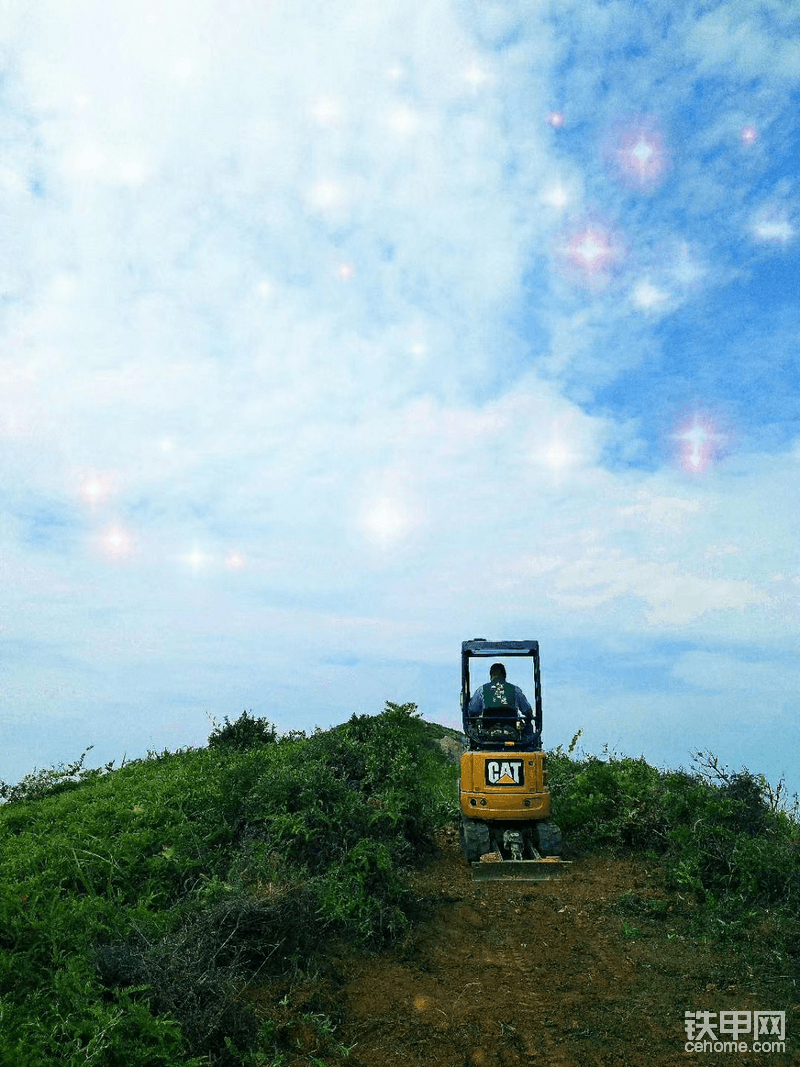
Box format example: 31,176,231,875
1,703,798,1065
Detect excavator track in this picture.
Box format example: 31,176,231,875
460,816,572,881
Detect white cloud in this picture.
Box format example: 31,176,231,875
631,279,670,312
753,219,795,242
617,495,701,532
752,205,796,244
1,0,799,795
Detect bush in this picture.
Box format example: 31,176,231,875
548,742,800,974
93,888,326,1065
0,746,115,806
551,753,664,850
207,710,277,752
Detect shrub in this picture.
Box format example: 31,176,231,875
0,747,117,806
93,887,326,1065
207,711,277,752
551,753,663,850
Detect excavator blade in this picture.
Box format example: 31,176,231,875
471,854,572,881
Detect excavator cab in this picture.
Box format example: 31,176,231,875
460,638,543,750
458,639,571,881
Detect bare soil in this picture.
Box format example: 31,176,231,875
246,826,799,1066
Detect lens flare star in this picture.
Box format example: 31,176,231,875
571,229,611,267
671,415,725,474
605,118,669,192
559,220,623,288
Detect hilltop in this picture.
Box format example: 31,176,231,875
0,704,798,1065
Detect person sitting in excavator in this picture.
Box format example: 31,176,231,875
467,662,534,734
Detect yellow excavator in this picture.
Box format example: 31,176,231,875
458,639,571,881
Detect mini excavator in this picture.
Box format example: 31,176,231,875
458,639,571,881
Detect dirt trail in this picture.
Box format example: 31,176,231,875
250,826,797,1066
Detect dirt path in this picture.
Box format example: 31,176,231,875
250,826,797,1066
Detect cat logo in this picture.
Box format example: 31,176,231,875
485,759,525,786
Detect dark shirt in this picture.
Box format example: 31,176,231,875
467,683,533,720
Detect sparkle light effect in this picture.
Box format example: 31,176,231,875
541,183,569,210
671,415,724,474
170,55,202,85
306,180,344,212
408,323,428,360
540,440,577,472
181,546,211,571
606,118,668,192
740,125,759,145
387,104,419,137
464,63,491,90
97,525,135,560
548,111,565,128
93,536,247,572
337,262,355,280
79,473,114,506
64,142,108,180
560,220,623,288
362,497,411,545
571,229,611,267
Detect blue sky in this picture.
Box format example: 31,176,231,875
1,0,799,800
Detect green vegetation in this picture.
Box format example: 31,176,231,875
1,707,798,1064
0,703,458,1066
549,730,800,983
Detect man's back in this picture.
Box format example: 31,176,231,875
467,677,533,721
481,679,518,717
